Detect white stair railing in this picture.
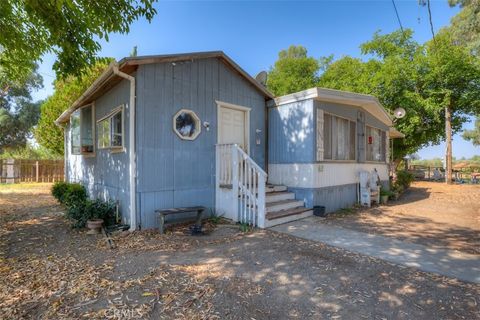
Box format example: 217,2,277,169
215,144,267,228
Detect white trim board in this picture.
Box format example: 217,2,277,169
268,163,389,189
269,87,393,127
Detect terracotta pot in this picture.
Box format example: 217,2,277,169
86,219,104,234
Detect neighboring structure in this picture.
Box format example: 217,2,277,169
268,88,400,213
56,52,403,230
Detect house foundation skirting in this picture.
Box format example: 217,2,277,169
287,181,389,213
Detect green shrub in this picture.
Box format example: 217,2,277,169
63,183,87,208
52,182,118,229
51,181,69,204
66,203,88,228
380,189,395,197
84,199,116,226
396,170,414,189
66,198,116,228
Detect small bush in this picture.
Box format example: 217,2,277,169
380,189,395,197
52,182,118,229
51,181,69,204
209,210,224,224
63,183,87,208
396,170,414,189
84,199,116,226
66,198,116,228
239,222,252,233
66,203,88,228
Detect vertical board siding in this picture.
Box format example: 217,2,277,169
269,99,390,165
65,79,131,224
268,99,315,164
136,58,267,229
316,108,324,161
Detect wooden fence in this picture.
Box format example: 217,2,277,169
0,159,64,183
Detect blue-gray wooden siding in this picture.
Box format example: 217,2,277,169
135,58,267,229
290,180,389,212
268,98,390,211
268,99,315,163
268,99,390,164
65,78,132,224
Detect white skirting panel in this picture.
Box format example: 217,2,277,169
268,163,389,189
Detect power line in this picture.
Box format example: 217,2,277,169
426,0,436,41
391,0,404,33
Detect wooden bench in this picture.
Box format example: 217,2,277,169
155,206,206,234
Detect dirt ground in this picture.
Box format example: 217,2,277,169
1,183,479,319
324,181,480,255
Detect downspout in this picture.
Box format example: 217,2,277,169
54,122,68,182
112,65,137,231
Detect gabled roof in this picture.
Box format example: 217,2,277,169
269,87,394,127
55,51,273,124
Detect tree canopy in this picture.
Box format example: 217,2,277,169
267,29,480,161
0,0,156,82
267,45,320,96
320,29,480,160
0,67,43,153
448,0,480,55
35,59,112,156
463,118,480,146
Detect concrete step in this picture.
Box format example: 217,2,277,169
265,191,295,203
265,209,313,228
266,199,304,213
266,206,312,220
266,184,287,193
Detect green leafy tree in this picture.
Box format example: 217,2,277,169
448,0,480,54
0,68,43,153
463,118,480,146
318,30,480,181
447,1,480,150
36,59,112,155
0,0,156,82
267,45,320,96
423,30,480,183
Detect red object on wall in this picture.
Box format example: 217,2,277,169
368,136,373,144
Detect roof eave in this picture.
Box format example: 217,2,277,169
270,87,393,126
55,51,273,125
55,62,118,124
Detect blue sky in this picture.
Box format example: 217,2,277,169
33,0,479,159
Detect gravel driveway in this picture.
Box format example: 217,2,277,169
1,183,479,319
323,181,480,254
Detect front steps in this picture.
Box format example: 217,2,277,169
264,184,312,228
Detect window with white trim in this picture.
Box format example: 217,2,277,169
70,104,94,155
173,109,201,140
323,113,356,161
366,126,386,162
97,106,124,150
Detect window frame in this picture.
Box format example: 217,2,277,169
70,103,96,157
96,105,125,153
321,111,357,162
365,125,387,163
173,108,202,141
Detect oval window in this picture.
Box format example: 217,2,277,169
173,109,201,140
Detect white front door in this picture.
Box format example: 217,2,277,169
218,103,249,152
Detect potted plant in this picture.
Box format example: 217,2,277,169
380,189,393,204
84,199,116,234
86,218,104,234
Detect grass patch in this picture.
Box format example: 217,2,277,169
330,207,358,218
0,183,53,193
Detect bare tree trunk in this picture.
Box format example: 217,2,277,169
445,105,453,184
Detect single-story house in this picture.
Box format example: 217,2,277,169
55,51,403,230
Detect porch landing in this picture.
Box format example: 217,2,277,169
271,216,480,284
